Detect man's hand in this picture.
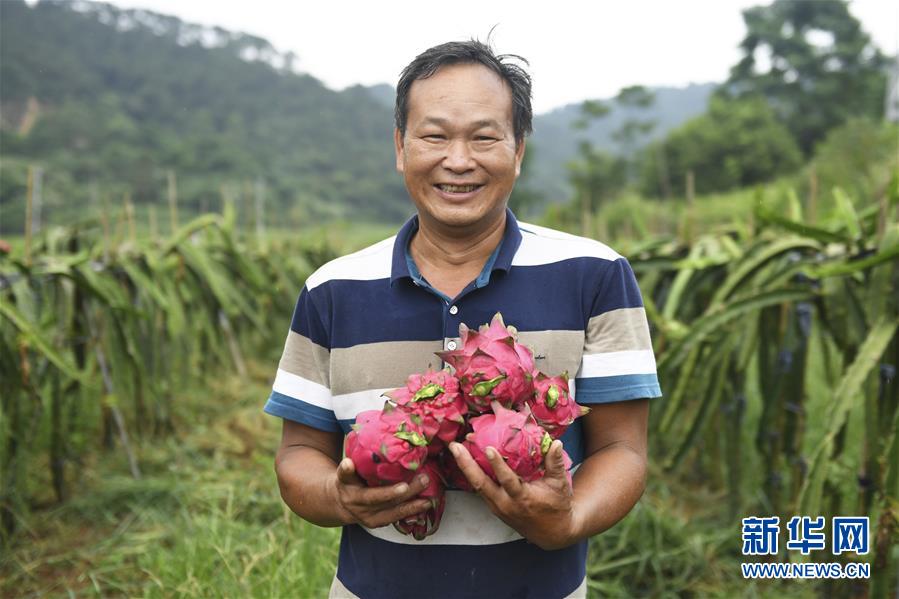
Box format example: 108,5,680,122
449,439,578,550
330,458,433,529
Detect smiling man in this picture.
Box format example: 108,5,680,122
266,40,662,599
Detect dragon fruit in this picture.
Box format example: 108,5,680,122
527,372,589,439
385,369,466,456
437,313,535,414
439,446,474,491
462,401,552,483
345,403,429,486
394,460,446,540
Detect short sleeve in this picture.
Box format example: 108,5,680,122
263,285,340,432
573,257,663,404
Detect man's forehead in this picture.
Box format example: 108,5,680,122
406,63,514,126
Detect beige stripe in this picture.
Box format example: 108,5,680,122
517,330,585,378
330,340,445,395
278,331,331,388
584,308,652,354
330,574,586,597
329,575,358,598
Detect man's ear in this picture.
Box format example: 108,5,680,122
514,139,526,178
394,128,405,173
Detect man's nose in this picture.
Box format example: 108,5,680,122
442,140,475,172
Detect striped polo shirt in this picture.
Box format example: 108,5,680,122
264,208,662,599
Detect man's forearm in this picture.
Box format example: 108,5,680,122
275,445,349,527
569,442,647,542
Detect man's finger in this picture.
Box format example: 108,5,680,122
336,458,365,486
544,440,568,480
485,446,523,498
449,442,501,500
360,471,430,505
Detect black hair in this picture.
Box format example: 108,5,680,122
395,39,533,147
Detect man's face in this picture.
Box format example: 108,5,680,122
395,62,525,230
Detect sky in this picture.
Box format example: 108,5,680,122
106,0,898,114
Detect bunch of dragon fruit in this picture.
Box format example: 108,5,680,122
437,313,536,414
345,312,588,541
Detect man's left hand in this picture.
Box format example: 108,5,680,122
449,439,579,551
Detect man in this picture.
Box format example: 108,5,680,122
265,40,662,599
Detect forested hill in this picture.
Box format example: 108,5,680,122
0,0,710,230
0,0,408,226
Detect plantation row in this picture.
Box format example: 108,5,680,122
1,182,897,592
630,185,899,595
0,208,315,536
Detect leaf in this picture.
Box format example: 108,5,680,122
798,316,898,515
711,236,820,305
0,297,87,383
658,288,817,371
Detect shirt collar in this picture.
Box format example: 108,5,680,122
390,207,523,286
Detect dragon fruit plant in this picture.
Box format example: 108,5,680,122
384,369,466,456
394,460,446,540
527,372,590,439
437,313,535,414
345,403,429,487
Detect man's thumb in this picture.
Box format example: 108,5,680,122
546,440,567,477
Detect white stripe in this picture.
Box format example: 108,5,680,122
363,490,522,545
306,237,395,290
331,388,393,421
575,349,658,378
513,222,622,266
272,368,332,409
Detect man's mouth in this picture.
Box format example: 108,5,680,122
434,184,483,193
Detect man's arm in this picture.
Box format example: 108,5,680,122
449,398,648,550
275,419,433,528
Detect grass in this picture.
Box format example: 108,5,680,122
0,359,877,598
0,361,340,598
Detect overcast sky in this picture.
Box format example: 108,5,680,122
107,0,898,114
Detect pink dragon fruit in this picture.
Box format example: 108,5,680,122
385,369,466,456
394,460,446,540
345,403,429,486
437,313,535,414
527,372,590,439
439,446,474,491
462,401,552,483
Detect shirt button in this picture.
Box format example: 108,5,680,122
446,340,457,350
449,305,459,315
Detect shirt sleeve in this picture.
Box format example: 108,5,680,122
263,285,341,432
573,257,663,404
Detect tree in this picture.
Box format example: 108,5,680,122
639,96,802,196
723,0,887,154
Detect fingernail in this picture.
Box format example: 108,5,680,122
486,447,497,460
396,483,409,495
419,474,429,486
449,443,460,457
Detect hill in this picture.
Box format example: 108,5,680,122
0,0,711,232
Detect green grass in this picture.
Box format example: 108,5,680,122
0,360,879,598
0,363,340,597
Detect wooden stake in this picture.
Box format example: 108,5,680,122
24,165,33,265
124,192,136,243
808,164,818,224
149,204,158,241
167,170,178,235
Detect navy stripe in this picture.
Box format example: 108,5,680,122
337,526,586,599
310,257,643,349
289,287,330,348
574,374,662,404
591,258,644,317
263,391,340,432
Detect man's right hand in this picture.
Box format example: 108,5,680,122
331,458,433,529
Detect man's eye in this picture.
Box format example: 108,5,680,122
475,136,497,142
424,134,446,140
